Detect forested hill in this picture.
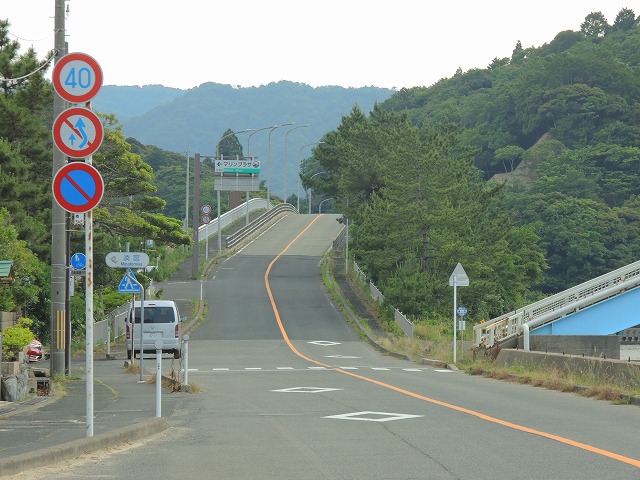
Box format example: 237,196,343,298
93,81,392,154
375,8,640,294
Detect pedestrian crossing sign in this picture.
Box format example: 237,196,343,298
118,268,141,293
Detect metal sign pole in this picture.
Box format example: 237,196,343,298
453,278,457,364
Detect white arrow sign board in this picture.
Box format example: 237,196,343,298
105,251,150,268
449,263,469,286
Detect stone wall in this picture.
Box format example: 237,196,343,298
0,311,16,333
1,362,31,401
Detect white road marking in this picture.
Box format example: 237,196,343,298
272,387,343,393
324,411,424,422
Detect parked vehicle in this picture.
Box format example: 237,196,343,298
26,339,43,362
126,300,183,359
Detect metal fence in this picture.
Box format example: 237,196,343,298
352,260,414,338
94,301,131,345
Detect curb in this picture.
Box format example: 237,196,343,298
0,417,169,477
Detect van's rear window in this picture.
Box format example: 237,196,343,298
132,307,175,324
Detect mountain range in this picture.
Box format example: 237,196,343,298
92,81,394,197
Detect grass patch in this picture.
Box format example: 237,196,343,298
325,251,640,405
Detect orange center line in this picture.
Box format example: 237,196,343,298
264,216,640,469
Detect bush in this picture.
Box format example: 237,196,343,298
1,317,36,361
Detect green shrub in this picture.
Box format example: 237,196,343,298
2,317,36,360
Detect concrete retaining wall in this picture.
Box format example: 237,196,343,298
517,335,620,359
496,349,640,385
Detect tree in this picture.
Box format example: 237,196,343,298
494,145,524,173
580,12,609,37
0,208,46,315
612,8,636,31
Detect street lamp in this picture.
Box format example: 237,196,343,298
308,171,326,215
267,122,294,208
298,142,324,213
284,124,309,203
184,148,189,236
318,197,333,214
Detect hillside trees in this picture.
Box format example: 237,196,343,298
307,108,546,321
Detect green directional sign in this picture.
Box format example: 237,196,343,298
215,159,260,174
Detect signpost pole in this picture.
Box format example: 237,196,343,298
51,50,103,438
449,263,469,366
453,278,457,364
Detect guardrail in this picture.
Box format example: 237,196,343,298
198,198,270,241
473,259,640,348
225,203,298,249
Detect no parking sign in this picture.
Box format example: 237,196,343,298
52,162,104,213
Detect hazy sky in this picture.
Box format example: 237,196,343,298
2,1,636,90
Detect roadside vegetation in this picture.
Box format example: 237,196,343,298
324,252,640,404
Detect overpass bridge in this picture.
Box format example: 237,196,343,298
473,260,640,359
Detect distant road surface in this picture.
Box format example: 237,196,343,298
31,214,640,479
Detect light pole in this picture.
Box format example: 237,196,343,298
184,148,189,236
245,126,273,224
308,171,326,214
318,197,333,214
298,142,324,213
267,122,294,208
284,124,309,203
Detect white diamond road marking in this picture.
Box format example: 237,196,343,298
272,387,343,393
308,340,341,346
325,355,361,359
324,411,424,422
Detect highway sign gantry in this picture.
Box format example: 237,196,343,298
52,162,104,213
52,107,104,158
52,52,103,103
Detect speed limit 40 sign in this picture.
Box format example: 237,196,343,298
53,52,103,103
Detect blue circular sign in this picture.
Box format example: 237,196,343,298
457,306,467,317
52,162,104,213
71,252,86,270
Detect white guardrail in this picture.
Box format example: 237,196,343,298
198,198,270,241
473,260,640,348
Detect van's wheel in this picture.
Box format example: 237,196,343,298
174,349,181,359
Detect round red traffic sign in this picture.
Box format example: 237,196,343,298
52,162,104,213
52,52,103,103
52,107,104,158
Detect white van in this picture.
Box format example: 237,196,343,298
126,300,183,359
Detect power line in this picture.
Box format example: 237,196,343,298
0,50,57,84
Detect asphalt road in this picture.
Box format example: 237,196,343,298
22,213,640,479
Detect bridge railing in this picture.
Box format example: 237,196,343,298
473,260,640,348
198,198,270,242
225,203,297,249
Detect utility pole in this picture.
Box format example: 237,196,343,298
51,0,68,377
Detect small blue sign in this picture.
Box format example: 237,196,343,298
457,306,467,317
118,268,141,293
71,252,86,270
